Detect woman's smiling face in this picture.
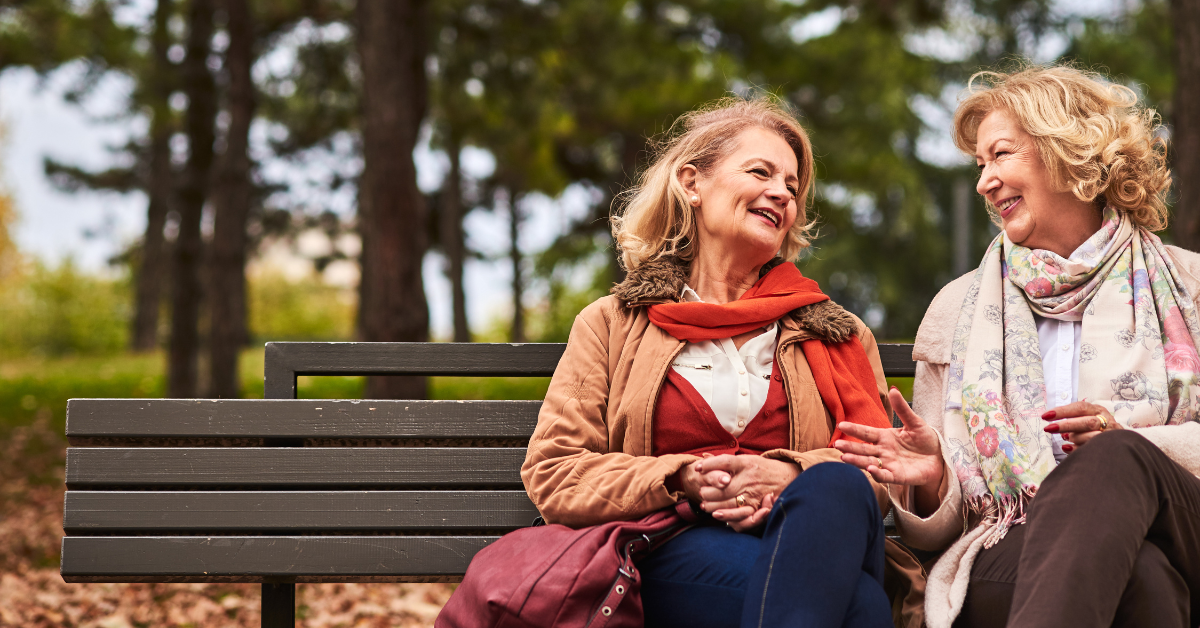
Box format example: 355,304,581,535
974,108,1100,256
686,126,800,264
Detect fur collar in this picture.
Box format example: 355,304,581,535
610,256,859,344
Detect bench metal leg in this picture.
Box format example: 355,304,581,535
262,582,296,627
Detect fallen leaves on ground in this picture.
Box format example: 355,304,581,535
0,568,455,628
1,418,455,627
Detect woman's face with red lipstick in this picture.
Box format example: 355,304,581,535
974,108,1099,256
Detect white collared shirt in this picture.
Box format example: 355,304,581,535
670,285,778,437
1035,315,1080,464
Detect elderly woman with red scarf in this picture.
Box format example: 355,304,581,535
520,97,923,628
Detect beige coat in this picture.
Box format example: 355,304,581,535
521,258,928,627
897,245,1200,628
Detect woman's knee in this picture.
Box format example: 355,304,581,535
1057,429,1159,477
778,461,876,510
1080,428,1155,457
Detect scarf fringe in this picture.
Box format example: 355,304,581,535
965,485,1038,549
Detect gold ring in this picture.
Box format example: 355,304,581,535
1097,415,1109,430
735,494,747,508
875,457,883,468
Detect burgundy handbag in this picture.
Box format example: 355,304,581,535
436,501,697,628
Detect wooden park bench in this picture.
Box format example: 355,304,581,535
61,341,916,627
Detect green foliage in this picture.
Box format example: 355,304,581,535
2,0,1186,352
247,270,357,342
0,260,130,357
0,0,139,89
0,261,358,358
529,245,612,343
1062,0,1172,117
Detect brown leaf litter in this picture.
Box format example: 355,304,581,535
0,417,455,627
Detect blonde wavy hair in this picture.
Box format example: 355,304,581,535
611,97,815,272
952,63,1171,231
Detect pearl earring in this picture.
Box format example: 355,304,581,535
690,195,699,204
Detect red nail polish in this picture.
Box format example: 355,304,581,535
890,386,898,391
1044,424,1059,433
1062,444,1074,453
1042,410,1056,420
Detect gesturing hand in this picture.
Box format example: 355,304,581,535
1043,400,1122,453
833,388,944,487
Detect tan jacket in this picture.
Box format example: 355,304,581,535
521,258,926,627
896,245,1200,628
521,258,891,526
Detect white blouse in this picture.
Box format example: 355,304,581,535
671,285,778,437
1035,315,1080,464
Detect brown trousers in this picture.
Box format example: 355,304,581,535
952,430,1200,628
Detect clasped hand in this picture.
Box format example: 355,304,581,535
675,454,800,533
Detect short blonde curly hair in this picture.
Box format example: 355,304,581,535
952,64,1171,231
611,97,815,272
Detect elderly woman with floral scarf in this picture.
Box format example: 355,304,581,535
834,64,1200,628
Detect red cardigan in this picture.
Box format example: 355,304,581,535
652,360,789,457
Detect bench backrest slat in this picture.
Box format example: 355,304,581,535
66,399,541,438
66,447,526,488
263,342,916,398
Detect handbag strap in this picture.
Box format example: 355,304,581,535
674,499,700,523
583,502,698,628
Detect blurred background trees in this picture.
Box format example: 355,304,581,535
0,0,1192,399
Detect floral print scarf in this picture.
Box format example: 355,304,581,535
944,208,1200,547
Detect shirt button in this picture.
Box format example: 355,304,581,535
740,389,748,396
738,421,745,427
1060,344,1070,352
1059,392,1069,400
738,368,746,375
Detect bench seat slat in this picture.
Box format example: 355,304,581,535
60,536,498,581
66,399,540,438
66,448,526,487
64,490,539,531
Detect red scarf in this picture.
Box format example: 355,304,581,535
648,263,891,445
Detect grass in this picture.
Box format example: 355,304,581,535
0,348,551,437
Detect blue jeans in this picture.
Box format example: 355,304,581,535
639,462,892,628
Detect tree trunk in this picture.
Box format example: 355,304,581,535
1172,0,1200,248
356,0,430,400
440,134,470,342
507,188,525,343
207,0,255,398
168,0,217,398
131,0,174,352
